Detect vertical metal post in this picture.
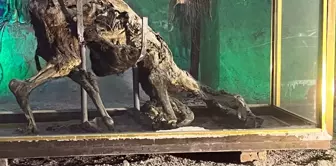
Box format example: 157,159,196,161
132,66,140,111
133,17,148,111
270,0,282,106
320,0,335,135
77,0,88,122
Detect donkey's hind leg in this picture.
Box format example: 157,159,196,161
9,63,66,134
68,68,114,131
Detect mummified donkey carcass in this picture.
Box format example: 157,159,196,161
9,0,263,134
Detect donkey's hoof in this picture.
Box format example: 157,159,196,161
28,125,40,135
81,121,102,133
16,124,39,135
103,116,115,131
167,120,177,128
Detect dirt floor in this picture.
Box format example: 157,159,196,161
8,144,336,166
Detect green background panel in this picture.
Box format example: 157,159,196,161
0,23,37,96
124,0,191,70
200,0,272,103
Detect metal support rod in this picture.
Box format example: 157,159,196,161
77,0,88,122
133,17,148,111
80,46,88,123
132,66,140,111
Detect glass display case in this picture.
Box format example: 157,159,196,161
0,0,334,158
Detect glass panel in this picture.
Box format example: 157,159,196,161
0,0,318,138
280,0,322,122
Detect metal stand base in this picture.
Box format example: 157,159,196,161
0,158,8,166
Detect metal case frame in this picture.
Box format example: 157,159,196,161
0,0,334,158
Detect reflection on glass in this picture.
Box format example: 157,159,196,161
280,0,322,122
0,0,319,138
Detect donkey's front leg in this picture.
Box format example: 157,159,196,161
9,63,63,134
68,68,115,131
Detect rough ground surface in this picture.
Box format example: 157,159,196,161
8,142,336,166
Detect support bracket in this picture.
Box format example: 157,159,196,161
77,0,88,122
132,17,148,111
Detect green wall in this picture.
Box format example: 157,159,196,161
199,0,321,104
0,0,37,96
200,0,272,103
0,23,37,96
124,0,191,70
